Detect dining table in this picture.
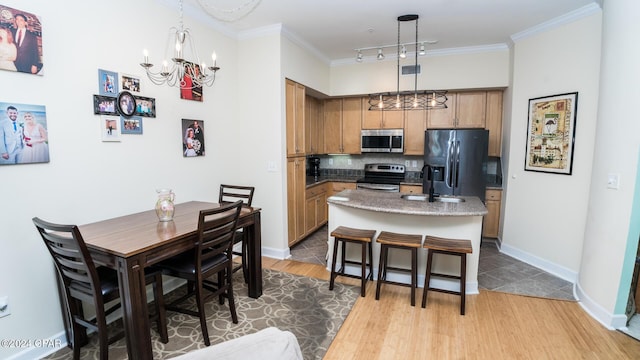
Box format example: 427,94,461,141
76,201,262,360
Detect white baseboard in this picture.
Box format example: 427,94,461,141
262,245,290,260
499,243,578,283
575,281,628,330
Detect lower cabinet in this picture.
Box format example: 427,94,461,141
329,182,356,197
287,158,306,246
304,183,328,236
483,189,502,238
399,184,423,194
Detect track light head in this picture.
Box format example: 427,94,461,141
377,48,384,60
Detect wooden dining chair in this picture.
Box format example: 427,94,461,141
219,184,255,282
32,217,168,360
154,200,243,346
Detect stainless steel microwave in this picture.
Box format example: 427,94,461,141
361,129,404,153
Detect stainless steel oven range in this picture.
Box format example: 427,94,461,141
356,163,405,192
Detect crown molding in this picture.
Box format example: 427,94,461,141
511,3,602,42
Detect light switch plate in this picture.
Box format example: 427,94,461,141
607,173,620,189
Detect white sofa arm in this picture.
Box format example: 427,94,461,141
170,327,303,360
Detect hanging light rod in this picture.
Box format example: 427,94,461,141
354,40,437,53
366,14,447,111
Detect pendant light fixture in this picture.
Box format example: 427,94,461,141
140,0,220,89
364,15,447,111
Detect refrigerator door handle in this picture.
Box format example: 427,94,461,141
454,141,461,188
447,141,455,188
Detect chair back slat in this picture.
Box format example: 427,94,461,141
219,184,255,206
32,217,103,302
196,201,243,266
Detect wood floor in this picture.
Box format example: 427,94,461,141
263,257,640,359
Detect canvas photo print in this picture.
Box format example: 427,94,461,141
0,5,43,75
0,101,48,165
181,118,205,157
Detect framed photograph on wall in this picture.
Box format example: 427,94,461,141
181,118,205,157
101,115,121,142
117,91,136,117
119,73,141,94
121,116,142,134
524,92,578,175
134,95,156,117
93,95,117,115
98,69,119,97
179,61,203,102
0,101,49,165
0,5,44,75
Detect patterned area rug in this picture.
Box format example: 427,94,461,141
44,269,359,359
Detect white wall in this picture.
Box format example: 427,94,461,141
0,0,241,358
330,49,510,96
577,0,640,328
500,13,602,281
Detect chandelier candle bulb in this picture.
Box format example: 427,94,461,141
143,49,149,64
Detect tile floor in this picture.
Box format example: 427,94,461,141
290,225,576,301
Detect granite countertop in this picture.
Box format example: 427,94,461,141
306,175,359,188
327,189,488,217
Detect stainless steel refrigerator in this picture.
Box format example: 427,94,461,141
422,129,489,202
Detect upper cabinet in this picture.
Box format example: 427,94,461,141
305,95,324,155
427,91,487,129
286,79,305,157
485,90,503,157
362,97,404,129
324,98,362,154
403,109,427,155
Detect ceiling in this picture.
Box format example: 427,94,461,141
185,0,600,62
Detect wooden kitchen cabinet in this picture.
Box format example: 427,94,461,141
329,182,356,197
403,109,427,155
324,98,362,154
286,79,305,157
362,97,404,129
482,189,502,238
400,184,423,194
287,158,306,246
305,95,324,155
304,183,328,235
485,90,503,157
427,91,487,129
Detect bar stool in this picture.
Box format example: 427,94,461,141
421,235,473,315
329,226,376,297
375,231,423,306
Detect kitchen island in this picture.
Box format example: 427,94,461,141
327,189,487,294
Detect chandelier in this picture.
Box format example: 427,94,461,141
140,0,220,89
359,15,447,111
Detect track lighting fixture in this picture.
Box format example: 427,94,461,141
376,48,384,60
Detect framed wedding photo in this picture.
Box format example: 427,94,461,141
93,95,117,115
117,91,136,117
0,5,44,75
181,118,205,157
524,92,578,175
98,69,119,97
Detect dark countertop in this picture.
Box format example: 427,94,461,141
306,175,502,190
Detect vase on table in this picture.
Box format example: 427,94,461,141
155,189,175,221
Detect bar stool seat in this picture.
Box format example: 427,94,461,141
375,231,423,306
329,226,376,297
421,235,473,315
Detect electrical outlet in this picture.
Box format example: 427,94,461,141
0,296,9,318
412,160,417,167
267,161,277,172
329,158,333,165
347,159,352,165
